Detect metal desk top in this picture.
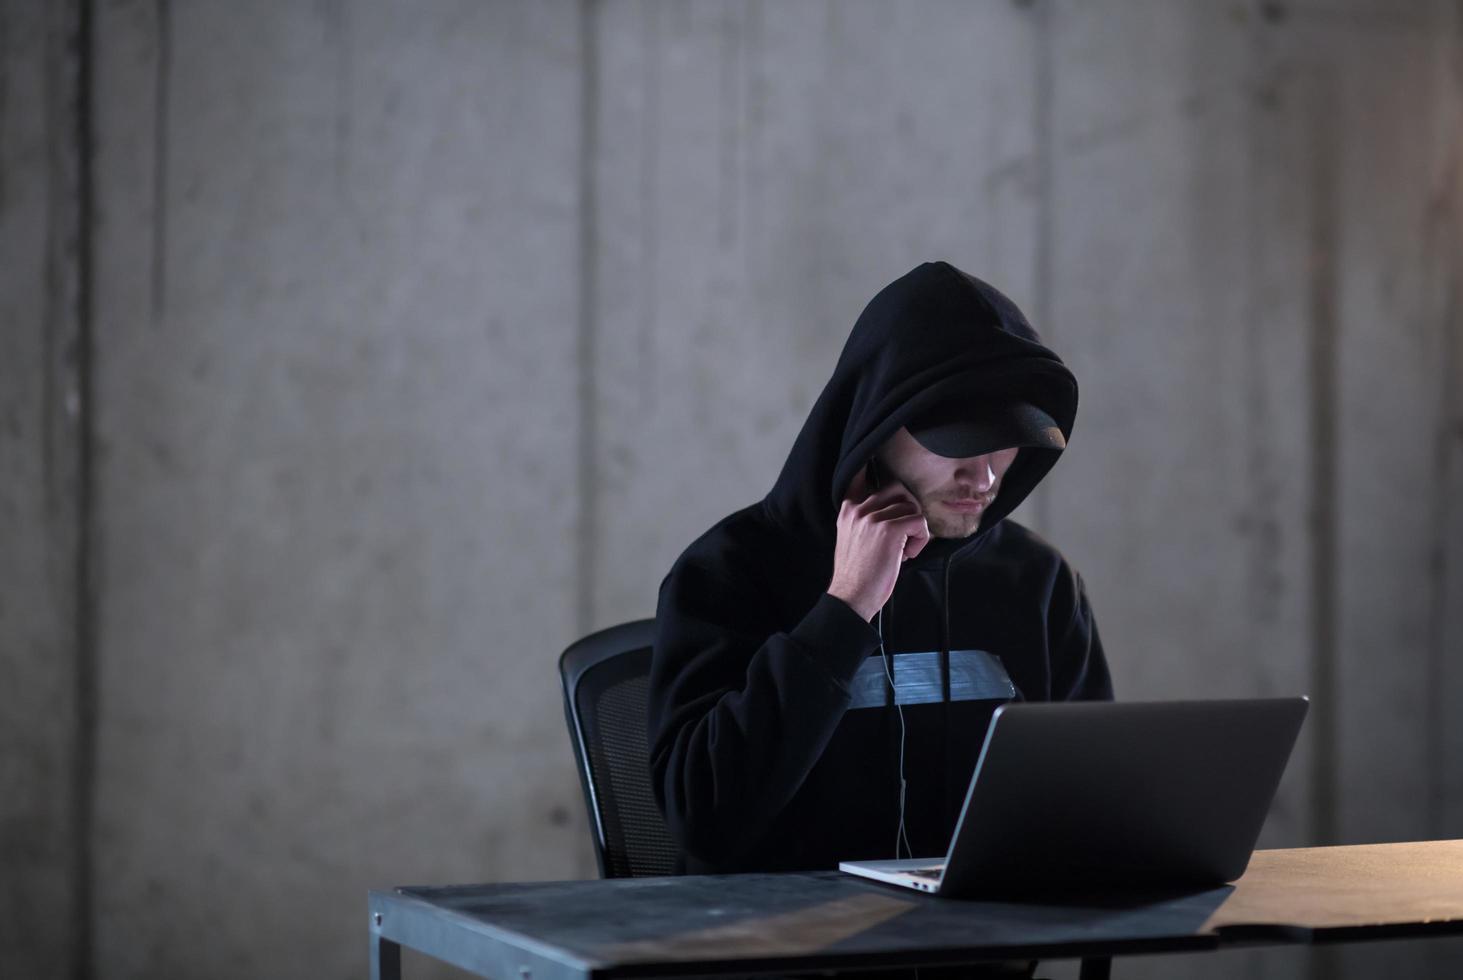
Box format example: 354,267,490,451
369,840,1463,980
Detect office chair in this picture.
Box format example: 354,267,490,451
559,619,680,878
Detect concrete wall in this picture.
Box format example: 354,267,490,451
88,2,588,976
0,0,84,977
0,2,85,977
3,1,1461,978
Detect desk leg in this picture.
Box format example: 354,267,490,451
1078,956,1111,980
371,932,401,980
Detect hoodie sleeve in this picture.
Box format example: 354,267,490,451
1049,564,1115,702
647,558,881,868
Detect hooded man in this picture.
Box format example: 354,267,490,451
647,260,1114,879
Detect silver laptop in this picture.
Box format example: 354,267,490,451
840,697,1309,897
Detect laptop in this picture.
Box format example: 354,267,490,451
839,697,1309,897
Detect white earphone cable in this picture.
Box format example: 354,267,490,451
877,608,913,860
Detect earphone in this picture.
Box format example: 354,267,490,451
877,607,913,860
868,457,913,860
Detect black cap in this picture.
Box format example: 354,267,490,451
908,399,1066,459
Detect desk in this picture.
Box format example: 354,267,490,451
368,840,1463,980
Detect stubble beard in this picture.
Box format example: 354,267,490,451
914,491,986,540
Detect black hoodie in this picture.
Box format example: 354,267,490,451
647,261,1114,874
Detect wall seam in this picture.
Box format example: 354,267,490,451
1030,0,1054,536
1304,50,1341,980
71,0,98,977
0,3,8,216
1305,63,1339,851
151,0,169,319
1425,0,1463,846
638,1,660,415
575,0,600,639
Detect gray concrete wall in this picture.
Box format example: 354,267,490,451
0,1,85,977
87,2,589,976
3,1,1461,978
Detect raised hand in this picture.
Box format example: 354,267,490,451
826,464,931,622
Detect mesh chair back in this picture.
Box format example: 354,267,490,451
560,620,680,877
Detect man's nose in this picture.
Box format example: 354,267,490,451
955,456,997,492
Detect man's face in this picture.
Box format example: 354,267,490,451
875,427,1020,539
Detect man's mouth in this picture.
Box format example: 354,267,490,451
942,495,993,512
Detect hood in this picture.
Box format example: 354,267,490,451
762,261,1078,549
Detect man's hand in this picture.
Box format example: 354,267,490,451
827,464,931,622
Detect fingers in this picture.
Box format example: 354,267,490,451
868,499,921,523
840,484,913,524
857,481,917,515
867,503,930,563
844,465,868,504
901,516,932,561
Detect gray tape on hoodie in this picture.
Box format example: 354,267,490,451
846,649,1016,710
